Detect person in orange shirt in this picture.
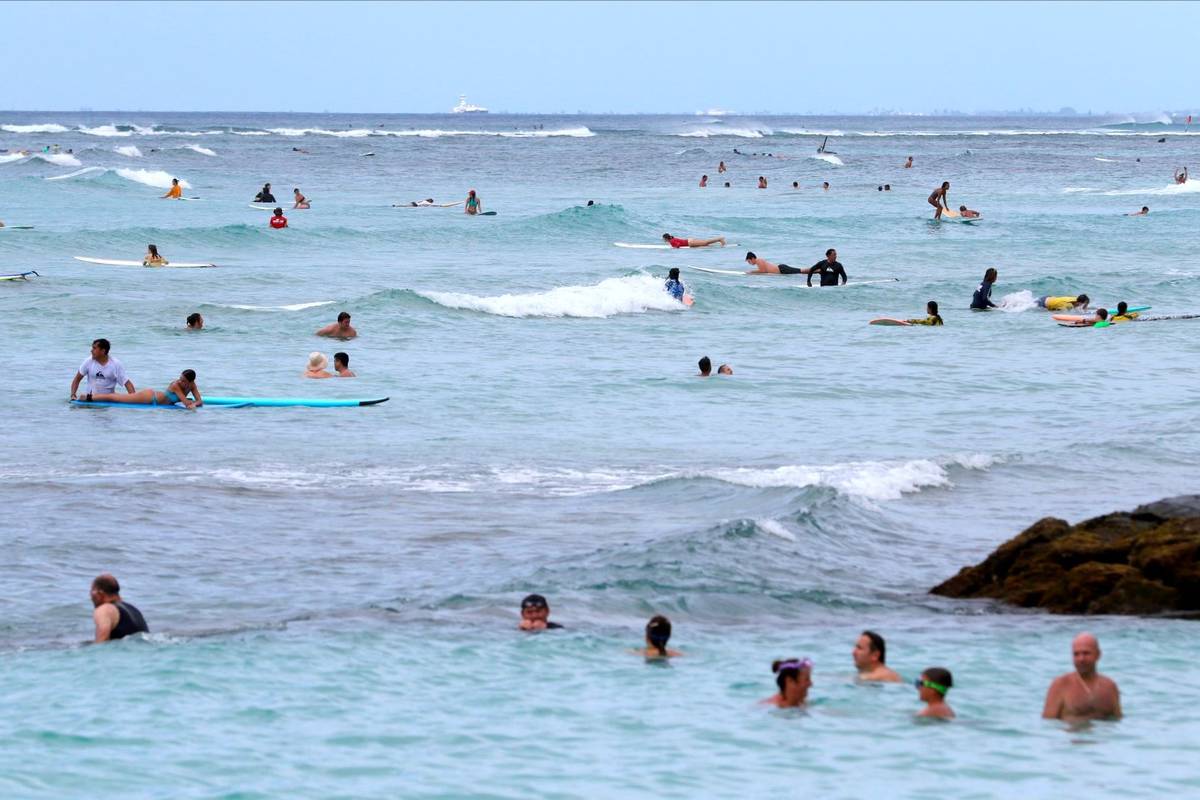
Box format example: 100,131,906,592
161,178,182,199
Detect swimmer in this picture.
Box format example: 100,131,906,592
907,300,944,326
904,156,913,168
161,177,183,199
884,184,891,191
293,188,310,209
1037,294,1089,312
1127,206,1149,216
806,248,848,286
464,189,482,215
757,176,768,189
1086,307,1112,327
763,658,813,708
717,364,733,375
697,356,713,377
971,268,998,310
664,267,693,306
958,205,981,218
823,181,830,190
518,593,563,631
792,181,799,189
699,174,708,188
186,312,203,330
586,200,595,206
929,181,950,219
316,311,357,340
1042,632,1122,721
1174,167,1188,184
304,352,333,379
291,147,311,154
254,183,276,203
662,233,726,248
637,615,682,658
723,181,731,188
745,251,812,275
878,186,883,191
1110,301,1139,322
853,631,902,682
333,351,356,377
90,574,149,642
142,244,168,266
717,161,727,174
85,369,202,409
915,668,955,719
270,208,288,229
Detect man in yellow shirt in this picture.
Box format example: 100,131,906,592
1037,293,1089,312
161,178,183,199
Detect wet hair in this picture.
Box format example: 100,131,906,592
942,181,950,189
667,267,680,281
1096,308,1109,320
587,200,594,206
171,178,178,184
338,311,351,322
264,183,270,188
698,356,712,375
662,233,674,241
717,364,732,375
927,300,940,316
293,187,300,193
1116,301,1128,315
772,658,811,692
186,312,202,327
147,244,159,257
983,267,998,283
1142,206,1149,212
723,182,730,187
862,630,887,663
273,207,283,215
182,369,196,381
92,574,120,595
520,593,548,610
792,181,799,188
92,338,111,354
701,174,708,179
823,181,830,188
878,186,883,191
745,251,756,261
1077,294,1090,305
884,184,891,190
923,667,953,694
334,351,349,368
646,615,672,656
959,205,967,212
826,248,836,257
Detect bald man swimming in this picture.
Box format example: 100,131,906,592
1041,632,1122,721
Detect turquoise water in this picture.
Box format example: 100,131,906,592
2,112,1199,798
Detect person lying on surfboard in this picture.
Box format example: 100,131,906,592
1110,302,1140,322
928,181,950,219
907,301,944,326
84,369,202,409
1127,206,1150,216
1037,294,1089,312
744,252,812,275
662,233,726,248
143,244,168,266
958,205,981,219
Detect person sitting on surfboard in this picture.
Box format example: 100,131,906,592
929,181,950,219
971,268,998,310
316,311,357,340
662,233,726,249
464,189,482,215
744,252,811,275
162,178,182,199
1128,206,1149,216
270,208,288,229
907,301,944,326
293,188,310,209
254,183,276,203
1037,294,1089,312
904,156,913,169
1175,167,1188,185
143,244,168,266
959,205,981,219
807,248,848,287
663,268,694,306
84,369,202,409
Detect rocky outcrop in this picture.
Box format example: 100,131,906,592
931,496,1200,615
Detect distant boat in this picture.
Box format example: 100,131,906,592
452,95,488,114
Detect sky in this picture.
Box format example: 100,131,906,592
1,1,1196,115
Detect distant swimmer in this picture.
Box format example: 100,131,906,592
586,200,595,206
757,176,768,189
806,248,848,286
1175,167,1188,184
333,351,356,377
792,181,799,189
718,160,727,174
291,147,311,154
699,174,708,188
1042,632,1122,721
823,181,830,190
1037,294,1089,312
745,251,811,275
664,267,694,306
698,356,713,377
929,181,950,219
161,178,182,199
1111,301,1139,322
907,300,944,326
763,658,813,708
884,184,892,191
717,363,733,375
293,188,310,209
85,368,202,409
518,593,562,631
71,338,135,400
464,189,483,215
904,156,913,168
142,244,168,266
90,574,149,642
304,352,333,379
723,181,731,188
270,208,288,229
637,615,682,659
915,668,955,719
316,311,357,340
662,233,726,248
186,312,204,330
1127,206,1150,216
958,205,981,218
970,267,998,310
254,183,276,203
853,631,902,682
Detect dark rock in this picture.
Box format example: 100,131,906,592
931,496,1200,615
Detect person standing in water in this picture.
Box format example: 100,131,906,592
915,668,955,719
143,244,167,266
1174,167,1188,184
1042,632,1122,721
852,631,902,682
293,188,310,209
757,176,768,189
971,268,998,310
763,658,813,708
717,161,726,174
904,156,914,168
664,267,692,305
464,189,483,215
90,574,149,642
270,208,288,229
699,174,708,187
662,233,726,248
807,248,848,286
333,352,356,377
929,181,950,219
161,178,182,199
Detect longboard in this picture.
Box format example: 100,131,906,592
1052,306,1150,322
202,396,390,408
74,256,217,268
0,270,39,281
615,242,739,250
869,318,912,326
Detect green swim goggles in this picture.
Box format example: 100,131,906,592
914,678,948,695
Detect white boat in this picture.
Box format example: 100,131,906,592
452,95,488,114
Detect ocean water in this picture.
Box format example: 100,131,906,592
2,112,1199,798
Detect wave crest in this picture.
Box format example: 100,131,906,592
417,275,685,318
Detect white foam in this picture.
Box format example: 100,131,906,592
755,518,796,541
115,145,143,158
1,122,70,133
1061,187,1096,193
0,153,23,164
114,168,190,189
1102,179,1200,196
182,144,217,157
418,275,687,319
675,126,768,138
45,166,106,181
382,127,594,138
810,153,844,166
997,290,1038,313
1094,157,1117,163
221,301,335,311
78,124,130,137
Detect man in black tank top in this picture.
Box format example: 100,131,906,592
90,573,149,642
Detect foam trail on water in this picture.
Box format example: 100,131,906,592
182,144,217,157
811,153,845,166
419,275,686,318
1102,179,1200,196
115,145,143,158
220,301,336,312
998,290,1038,313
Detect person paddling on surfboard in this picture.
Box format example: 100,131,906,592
744,252,812,275
1110,302,1140,322
1127,206,1149,216
907,301,944,326
1037,294,1089,312
929,181,950,219
806,248,848,287
662,233,726,249
84,369,202,409
143,244,168,266
161,178,182,199
464,189,482,215
958,205,981,219
904,156,913,169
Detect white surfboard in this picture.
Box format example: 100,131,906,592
74,256,217,268
393,201,463,208
615,242,739,250
688,266,747,275
248,203,277,210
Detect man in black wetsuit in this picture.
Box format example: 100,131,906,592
90,573,149,642
807,248,848,286
254,183,276,203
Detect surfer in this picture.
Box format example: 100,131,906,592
823,181,830,190
464,189,482,215
293,188,310,209
662,233,726,249
853,631,902,682
1042,633,1122,721
161,178,182,199
970,268,998,310
71,338,135,400
90,574,149,642
664,267,687,301
518,594,562,631
929,181,950,219
718,161,726,173
316,311,357,340
333,352,356,377
745,252,811,275
270,208,288,229
304,352,333,379
143,244,168,266
1127,206,1150,216
1037,294,1089,312
907,300,944,326
958,205,981,218
699,174,708,188
1111,302,1139,322
636,615,682,659
915,668,955,719
763,658,813,708
186,313,204,330
85,369,202,409
904,156,913,168
757,176,768,189
807,248,848,286
254,183,276,203
1174,167,1188,184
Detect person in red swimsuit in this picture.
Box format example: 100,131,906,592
270,207,288,229
661,233,726,248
